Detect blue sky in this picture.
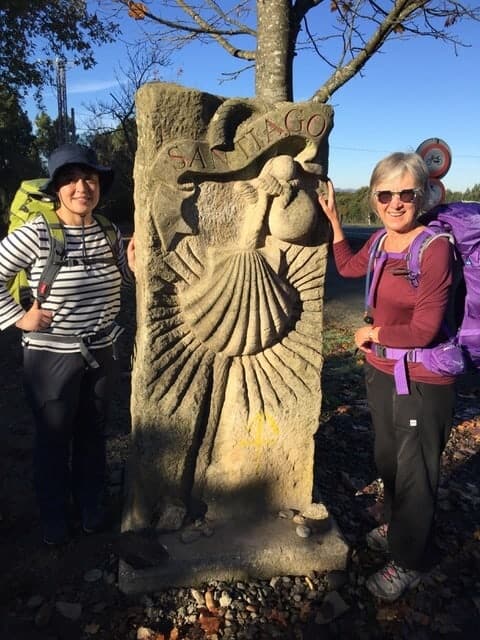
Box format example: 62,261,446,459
27,4,480,192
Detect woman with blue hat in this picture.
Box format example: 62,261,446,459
0,143,135,545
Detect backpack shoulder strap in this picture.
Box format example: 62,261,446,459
36,210,66,304
364,229,387,323
41,207,64,241
93,213,119,262
407,225,454,288
35,213,120,305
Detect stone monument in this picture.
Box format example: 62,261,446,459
119,82,348,592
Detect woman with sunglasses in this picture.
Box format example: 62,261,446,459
318,152,455,602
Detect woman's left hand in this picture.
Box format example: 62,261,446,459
354,325,376,353
127,234,135,274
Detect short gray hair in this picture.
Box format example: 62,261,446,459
369,152,430,213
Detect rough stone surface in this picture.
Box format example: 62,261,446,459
124,82,334,539
118,514,348,593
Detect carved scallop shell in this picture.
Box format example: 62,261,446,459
178,247,296,356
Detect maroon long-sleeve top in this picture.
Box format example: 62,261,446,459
333,234,455,384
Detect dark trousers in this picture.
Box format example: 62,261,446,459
364,363,455,570
23,346,116,525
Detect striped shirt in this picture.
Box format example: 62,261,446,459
0,215,134,354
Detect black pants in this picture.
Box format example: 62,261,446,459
364,363,455,570
23,346,116,526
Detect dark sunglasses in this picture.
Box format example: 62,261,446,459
374,188,420,204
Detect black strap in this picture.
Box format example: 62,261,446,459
36,213,119,305
37,235,65,304
25,324,115,369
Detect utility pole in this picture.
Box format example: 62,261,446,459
36,56,77,146
70,108,77,143
55,56,69,145
52,56,76,145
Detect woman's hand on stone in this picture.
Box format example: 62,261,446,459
318,179,338,223
317,179,345,243
127,234,136,274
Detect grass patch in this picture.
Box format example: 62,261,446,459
322,325,354,358
321,324,366,414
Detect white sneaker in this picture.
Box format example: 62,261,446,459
366,560,421,602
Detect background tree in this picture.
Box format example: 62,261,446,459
108,1,480,102
461,184,480,202
0,86,43,233
81,43,169,223
336,187,371,224
0,0,118,98
83,125,138,224
83,44,168,160
34,112,64,161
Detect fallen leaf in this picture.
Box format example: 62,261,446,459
84,623,100,635
376,606,398,622
376,602,410,622
267,609,288,627
198,611,221,634
299,601,312,621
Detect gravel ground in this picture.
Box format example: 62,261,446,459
1,259,479,640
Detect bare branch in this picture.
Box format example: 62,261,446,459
115,1,255,36
302,15,337,68
175,0,255,59
197,0,257,35
219,62,256,84
311,0,480,101
83,40,168,152
103,1,480,103
293,0,324,23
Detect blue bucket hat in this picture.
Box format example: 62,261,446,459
40,143,114,196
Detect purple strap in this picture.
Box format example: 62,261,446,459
372,344,425,395
393,355,410,395
407,228,435,279
366,252,387,309
406,226,446,287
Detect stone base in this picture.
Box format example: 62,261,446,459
118,514,349,594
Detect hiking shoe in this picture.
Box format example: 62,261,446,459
366,523,389,552
82,506,105,534
43,519,69,546
366,560,421,602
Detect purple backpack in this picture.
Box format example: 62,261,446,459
365,201,480,394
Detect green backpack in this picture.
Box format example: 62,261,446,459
7,179,118,309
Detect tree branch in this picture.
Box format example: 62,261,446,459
312,0,480,102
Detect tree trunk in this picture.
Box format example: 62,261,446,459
256,0,293,102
